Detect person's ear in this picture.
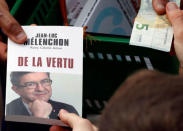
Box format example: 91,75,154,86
12,86,21,95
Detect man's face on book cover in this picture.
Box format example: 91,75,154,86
12,72,52,104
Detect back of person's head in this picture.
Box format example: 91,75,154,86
99,70,183,131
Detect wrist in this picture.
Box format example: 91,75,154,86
179,63,183,74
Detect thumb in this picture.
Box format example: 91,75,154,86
0,0,27,44
152,0,168,15
0,12,27,44
166,2,183,43
0,42,7,62
166,2,183,65
59,109,97,131
59,109,79,128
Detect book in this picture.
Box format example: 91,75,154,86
5,26,83,126
73,0,99,27
73,0,133,36
117,0,138,27
66,0,88,25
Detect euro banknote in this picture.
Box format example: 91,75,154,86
130,0,180,52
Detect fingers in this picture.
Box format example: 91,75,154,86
31,24,37,26
50,111,98,131
0,41,7,62
49,126,69,131
0,0,27,44
166,2,183,64
92,125,98,131
152,0,168,15
166,2,183,43
59,109,80,128
59,109,97,131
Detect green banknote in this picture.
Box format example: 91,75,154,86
130,0,180,52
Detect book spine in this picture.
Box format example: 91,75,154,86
67,0,88,25
117,0,137,27
74,0,100,27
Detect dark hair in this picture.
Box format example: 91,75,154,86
10,72,50,86
99,70,183,131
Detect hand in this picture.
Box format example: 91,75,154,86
138,0,169,15
165,2,183,71
0,0,27,61
50,109,98,131
29,99,52,118
151,0,183,71
152,0,183,14
152,0,169,15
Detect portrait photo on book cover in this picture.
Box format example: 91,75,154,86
5,71,82,125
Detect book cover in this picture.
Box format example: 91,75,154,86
74,0,132,36
5,26,83,126
66,0,88,25
73,0,99,26
117,0,138,27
